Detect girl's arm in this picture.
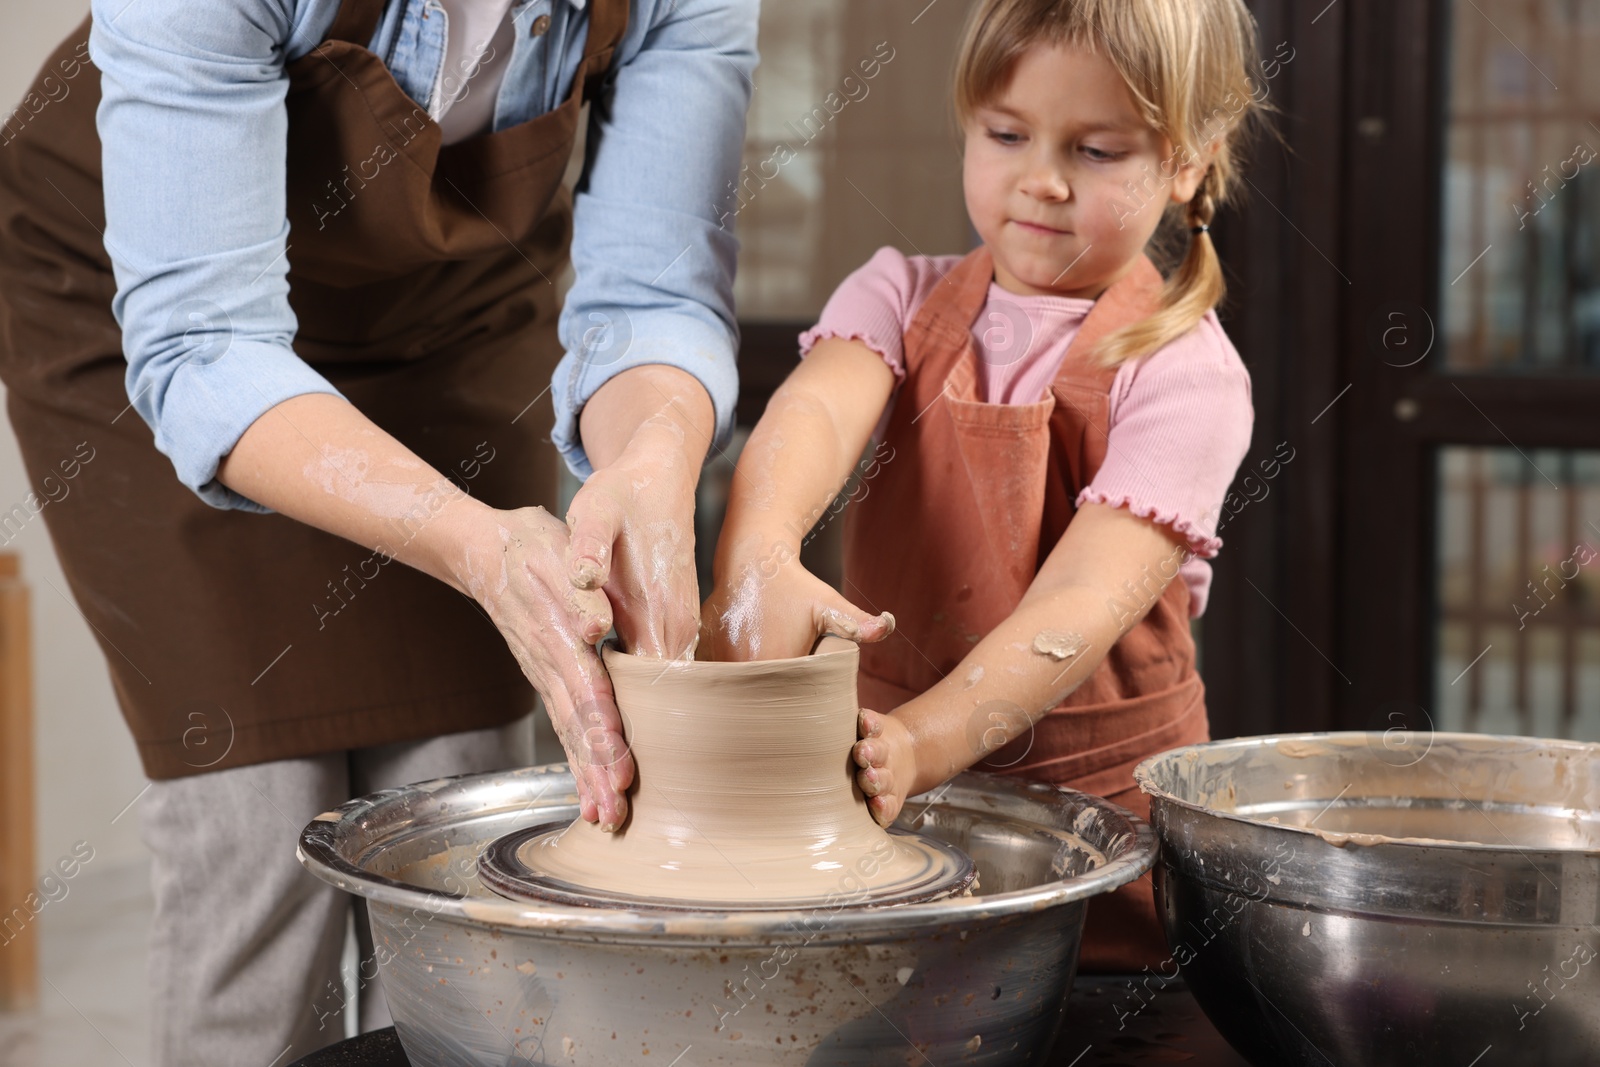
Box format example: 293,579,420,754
853,502,1190,824
700,338,899,660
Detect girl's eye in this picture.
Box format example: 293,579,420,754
986,129,1023,146
1082,146,1124,162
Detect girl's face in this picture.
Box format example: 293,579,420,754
962,42,1210,300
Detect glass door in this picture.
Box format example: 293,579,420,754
1342,0,1600,739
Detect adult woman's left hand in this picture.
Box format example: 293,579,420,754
565,409,701,660
569,365,714,661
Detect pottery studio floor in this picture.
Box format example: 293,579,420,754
0,857,153,1067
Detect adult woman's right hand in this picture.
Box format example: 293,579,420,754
451,504,635,831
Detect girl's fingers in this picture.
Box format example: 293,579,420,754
857,610,896,643
816,601,896,644
858,709,884,739
867,793,901,828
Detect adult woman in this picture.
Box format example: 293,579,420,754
0,0,755,1061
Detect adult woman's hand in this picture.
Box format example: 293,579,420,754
451,504,634,830
565,410,701,660
571,365,718,662
217,393,639,830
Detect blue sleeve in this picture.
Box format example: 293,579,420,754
92,0,345,511
550,0,758,479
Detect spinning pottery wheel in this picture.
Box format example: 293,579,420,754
478,639,976,909
297,635,1158,1066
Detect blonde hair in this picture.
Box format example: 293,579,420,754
954,0,1274,365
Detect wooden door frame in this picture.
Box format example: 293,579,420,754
1200,0,1350,738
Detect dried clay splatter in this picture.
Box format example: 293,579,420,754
1031,629,1087,661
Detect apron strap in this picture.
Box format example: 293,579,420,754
581,0,633,97
1056,254,1166,387
325,0,387,45
901,245,994,376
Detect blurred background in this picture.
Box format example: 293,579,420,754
2,0,1599,1062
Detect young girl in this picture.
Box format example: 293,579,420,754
701,0,1264,970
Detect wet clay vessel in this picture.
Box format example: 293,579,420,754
479,638,975,908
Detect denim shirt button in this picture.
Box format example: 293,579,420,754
530,13,552,36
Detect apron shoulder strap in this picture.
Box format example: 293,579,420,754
1058,254,1166,387
325,0,387,45
901,246,993,376
582,0,634,94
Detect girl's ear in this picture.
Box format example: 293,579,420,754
1169,143,1218,205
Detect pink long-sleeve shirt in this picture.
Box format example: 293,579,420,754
798,247,1254,616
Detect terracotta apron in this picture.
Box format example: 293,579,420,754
0,0,628,779
844,247,1209,971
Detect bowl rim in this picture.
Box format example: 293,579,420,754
1134,729,1600,854
297,766,1157,943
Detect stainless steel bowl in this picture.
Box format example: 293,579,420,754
1135,732,1600,1067
298,765,1155,1066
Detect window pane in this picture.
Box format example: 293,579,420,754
1439,1,1600,372
1435,447,1600,740
731,2,973,322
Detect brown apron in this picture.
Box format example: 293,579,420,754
0,0,629,779
844,247,1208,971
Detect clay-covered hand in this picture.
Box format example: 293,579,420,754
564,412,700,661
453,505,635,831
700,535,894,661
853,708,917,827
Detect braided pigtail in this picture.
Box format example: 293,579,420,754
1091,169,1230,367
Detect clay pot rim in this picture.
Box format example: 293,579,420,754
602,639,857,676
297,766,1157,945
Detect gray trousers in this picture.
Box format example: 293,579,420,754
140,721,529,1067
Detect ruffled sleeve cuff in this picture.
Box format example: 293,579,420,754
1075,488,1223,559
796,327,905,380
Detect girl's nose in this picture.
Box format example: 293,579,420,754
1019,160,1071,202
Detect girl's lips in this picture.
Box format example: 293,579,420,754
1013,220,1072,236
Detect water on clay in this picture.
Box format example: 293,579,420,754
479,639,977,909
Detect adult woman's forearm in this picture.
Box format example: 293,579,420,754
216,393,492,591
218,391,635,827
575,364,716,473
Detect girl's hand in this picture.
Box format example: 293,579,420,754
853,708,917,827
452,504,634,831
699,534,894,661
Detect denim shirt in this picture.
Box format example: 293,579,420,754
90,0,757,509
